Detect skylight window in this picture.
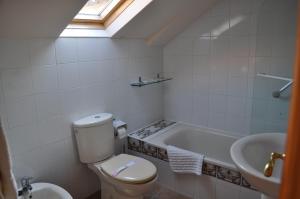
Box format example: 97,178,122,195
62,0,153,37
72,0,133,26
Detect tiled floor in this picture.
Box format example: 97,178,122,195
144,184,191,199
86,183,190,199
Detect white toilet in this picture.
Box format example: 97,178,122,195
73,113,157,199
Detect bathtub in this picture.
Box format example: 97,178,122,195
127,122,260,198
145,123,239,170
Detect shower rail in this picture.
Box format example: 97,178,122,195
256,73,293,98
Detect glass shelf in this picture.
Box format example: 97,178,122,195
130,74,173,87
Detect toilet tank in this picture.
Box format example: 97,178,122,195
73,113,114,163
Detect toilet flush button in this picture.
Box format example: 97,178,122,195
94,115,101,119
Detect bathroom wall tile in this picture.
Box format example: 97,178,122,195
239,186,261,199
1,68,34,100
174,174,197,198
196,175,216,199
226,116,249,135
229,57,249,77
273,10,297,37
211,36,230,58
252,57,272,76
37,116,71,146
266,99,289,123
208,112,227,130
163,0,295,137
164,37,193,55
55,38,78,64
230,36,250,57
272,35,295,58
193,55,211,77
142,143,158,158
81,84,111,114
0,39,30,69
202,162,217,177
217,166,241,185
252,77,272,99
230,0,253,15
78,60,114,86
228,76,248,97
29,39,56,66
227,96,247,117
216,179,240,199
241,177,257,190
35,92,62,121
256,13,274,36
229,14,256,36
209,72,228,95
210,15,230,37
112,58,131,81
157,148,168,162
32,65,59,93
251,99,268,120
58,63,81,90
77,38,129,61
129,57,161,79
193,37,211,55
209,0,229,16
128,137,142,152
270,57,293,77
60,88,85,120
6,124,40,156
192,94,209,126
255,36,272,56
179,14,211,38
193,75,210,94
128,39,161,58
209,94,228,114
2,37,163,199
5,95,36,128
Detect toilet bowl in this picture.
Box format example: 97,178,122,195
88,154,157,199
72,114,157,199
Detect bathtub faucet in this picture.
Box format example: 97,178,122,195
18,177,33,198
264,152,286,177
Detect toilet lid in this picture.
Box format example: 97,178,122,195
100,154,157,184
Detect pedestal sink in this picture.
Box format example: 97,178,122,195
230,133,286,199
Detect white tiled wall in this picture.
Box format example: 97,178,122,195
163,0,297,136
0,38,163,198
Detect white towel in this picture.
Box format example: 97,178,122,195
167,145,204,175
0,120,17,199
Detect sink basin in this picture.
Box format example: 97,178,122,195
18,183,73,199
230,133,286,198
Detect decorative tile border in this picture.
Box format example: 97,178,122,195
217,166,241,185
202,162,217,177
128,120,176,140
127,136,257,191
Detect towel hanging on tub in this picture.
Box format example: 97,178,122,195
167,145,204,175
0,120,17,199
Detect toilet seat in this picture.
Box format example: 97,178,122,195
94,154,157,184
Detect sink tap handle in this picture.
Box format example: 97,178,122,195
264,152,286,177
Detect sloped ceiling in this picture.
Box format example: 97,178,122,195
114,0,218,45
0,0,87,38
0,0,217,45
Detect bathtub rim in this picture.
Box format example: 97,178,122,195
146,122,242,171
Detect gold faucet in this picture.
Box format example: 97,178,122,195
264,152,286,177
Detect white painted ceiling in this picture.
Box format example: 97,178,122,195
0,0,217,45
0,0,87,38
114,0,217,45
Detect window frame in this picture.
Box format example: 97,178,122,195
70,0,134,29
